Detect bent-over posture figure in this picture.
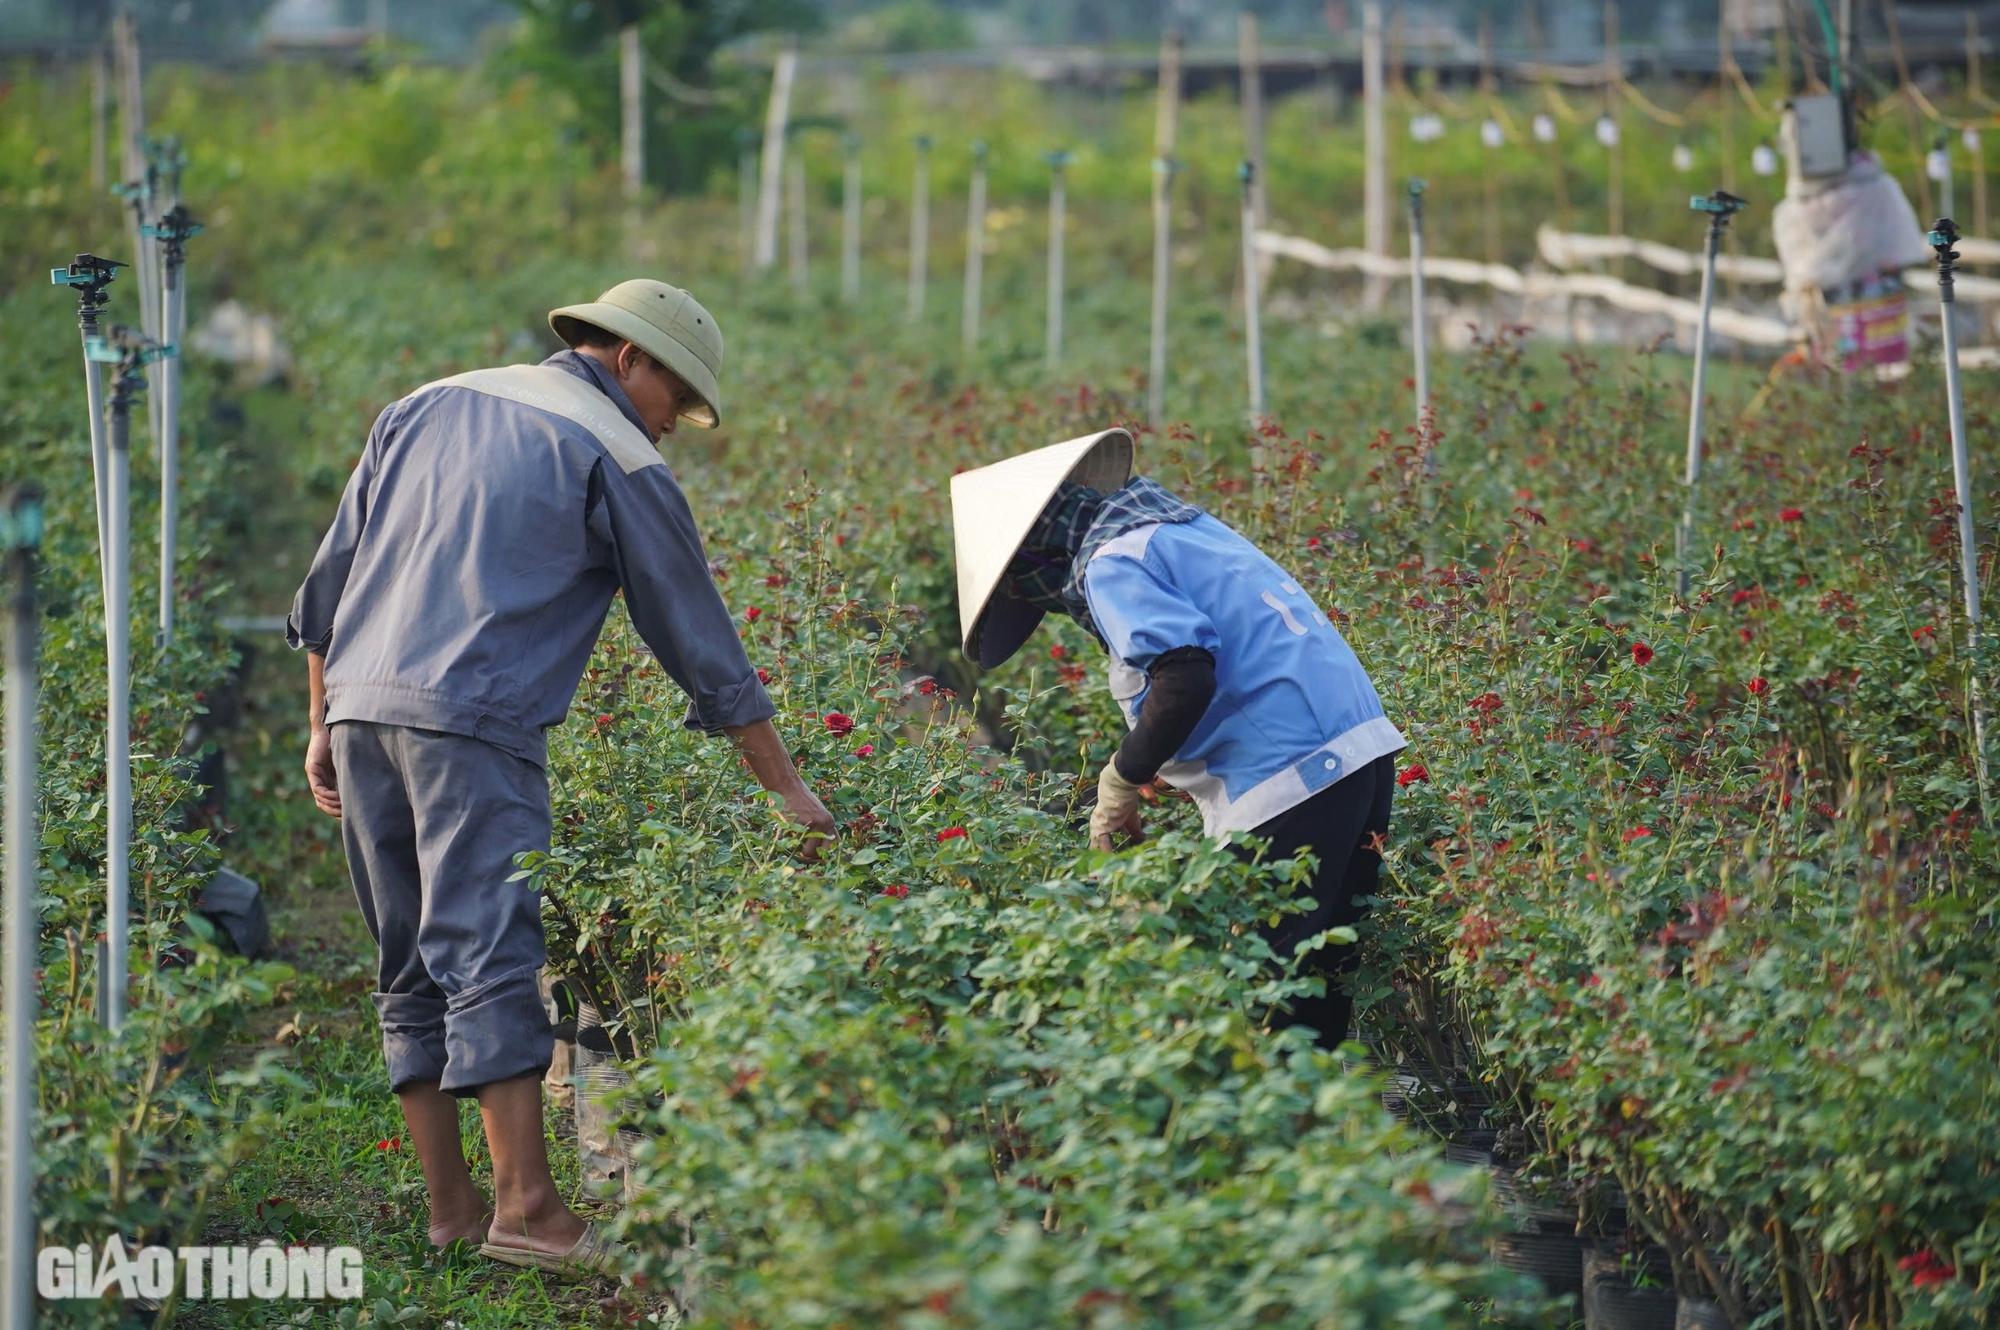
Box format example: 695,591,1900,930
951,430,1404,1048
289,280,834,1276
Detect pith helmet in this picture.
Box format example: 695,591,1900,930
548,280,724,428
950,429,1133,669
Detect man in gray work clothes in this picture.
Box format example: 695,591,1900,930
288,279,834,1278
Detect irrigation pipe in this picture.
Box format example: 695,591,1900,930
3,484,44,1330
1927,219,1993,823
1255,230,1798,345
1678,190,1746,600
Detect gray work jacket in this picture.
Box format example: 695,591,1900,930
287,350,772,767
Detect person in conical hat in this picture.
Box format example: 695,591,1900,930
951,430,1406,1049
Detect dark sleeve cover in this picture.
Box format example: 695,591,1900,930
595,459,776,734
286,401,395,654
1112,646,1217,784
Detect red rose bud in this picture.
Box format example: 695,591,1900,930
745,606,762,622
880,884,909,899
853,744,875,757
757,668,772,683
1622,826,1652,842
1631,642,1654,666
823,713,855,736
1779,507,1804,523
936,827,968,842
1747,677,1769,696
1396,764,1429,787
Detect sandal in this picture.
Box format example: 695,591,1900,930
481,1220,630,1281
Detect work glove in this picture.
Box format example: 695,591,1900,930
1089,760,1147,851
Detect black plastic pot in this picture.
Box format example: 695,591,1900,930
1675,1295,1731,1330
1492,1229,1587,1305
1584,1247,1677,1330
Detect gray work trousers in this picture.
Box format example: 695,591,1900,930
331,721,555,1096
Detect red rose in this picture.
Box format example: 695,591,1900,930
1622,826,1652,842
1779,507,1804,523
594,714,613,729
936,827,968,842
757,668,772,684
1529,400,1545,413
1049,645,1065,659
1306,536,1322,549
853,744,874,757
1630,642,1654,666
765,574,787,587
880,884,909,899
823,713,854,736
745,606,762,622
1747,677,1769,696
1396,764,1429,787
1739,628,1754,643
1402,377,1415,389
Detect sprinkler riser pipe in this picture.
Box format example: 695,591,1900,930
3,528,39,1330
1241,167,1265,426
1148,158,1174,428
103,386,132,1034
1679,223,1723,598
1933,236,1992,811
158,273,182,645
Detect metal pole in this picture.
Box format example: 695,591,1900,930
1241,161,1266,432
962,142,987,357
1238,12,1268,228
52,256,123,611
1046,151,1069,370
1929,218,1993,821
144,207,198,647
85,328,164,1034
2,485,42,1330
907,135,931,322
1407,180,1429,437
841,133,862,304
1679,191,1745,600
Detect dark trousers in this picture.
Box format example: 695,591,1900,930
332,721,556,1096
1236,754,1396,1051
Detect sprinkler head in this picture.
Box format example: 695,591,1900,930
1043,149,1072,171
84,325,176,369
1239,159,1256,185
52,253,126,299
1690,190,1746,216
1929,217,1962,254
1407,178,1428,197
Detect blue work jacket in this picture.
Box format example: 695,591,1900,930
1083,514,1405,836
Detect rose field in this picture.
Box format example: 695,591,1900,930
2,21,1999,1330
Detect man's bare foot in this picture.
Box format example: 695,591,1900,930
429,1201,493,1249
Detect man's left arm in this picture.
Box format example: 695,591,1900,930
597,464,834,840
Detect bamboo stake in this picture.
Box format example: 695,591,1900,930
619,24,643,204
1883,0,1936,219
1238,12,1268,228
3,483,43,1330
1045,151,1069,370
1408,179,1430,436
787,149,808,293
841,133,861,303
1927,218,1993,822
1604,4,1623,256
1149,30,1183,429
737,128,757,278
1720,7,1743,304
907,135,931,322
1481,15,1500,266
1362,2,1389,311
962,142,988,357
754,39,797,271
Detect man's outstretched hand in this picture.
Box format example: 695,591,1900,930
727,717,839,860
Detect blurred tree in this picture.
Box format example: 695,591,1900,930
492,0,821,196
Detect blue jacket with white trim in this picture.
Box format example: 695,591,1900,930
1083,513,1404,836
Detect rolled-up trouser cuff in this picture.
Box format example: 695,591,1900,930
374,991,450,1092
439,963,554,1097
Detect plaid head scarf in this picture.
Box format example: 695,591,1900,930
1006,477,1202,640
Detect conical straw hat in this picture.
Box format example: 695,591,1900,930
951,428,1133,668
